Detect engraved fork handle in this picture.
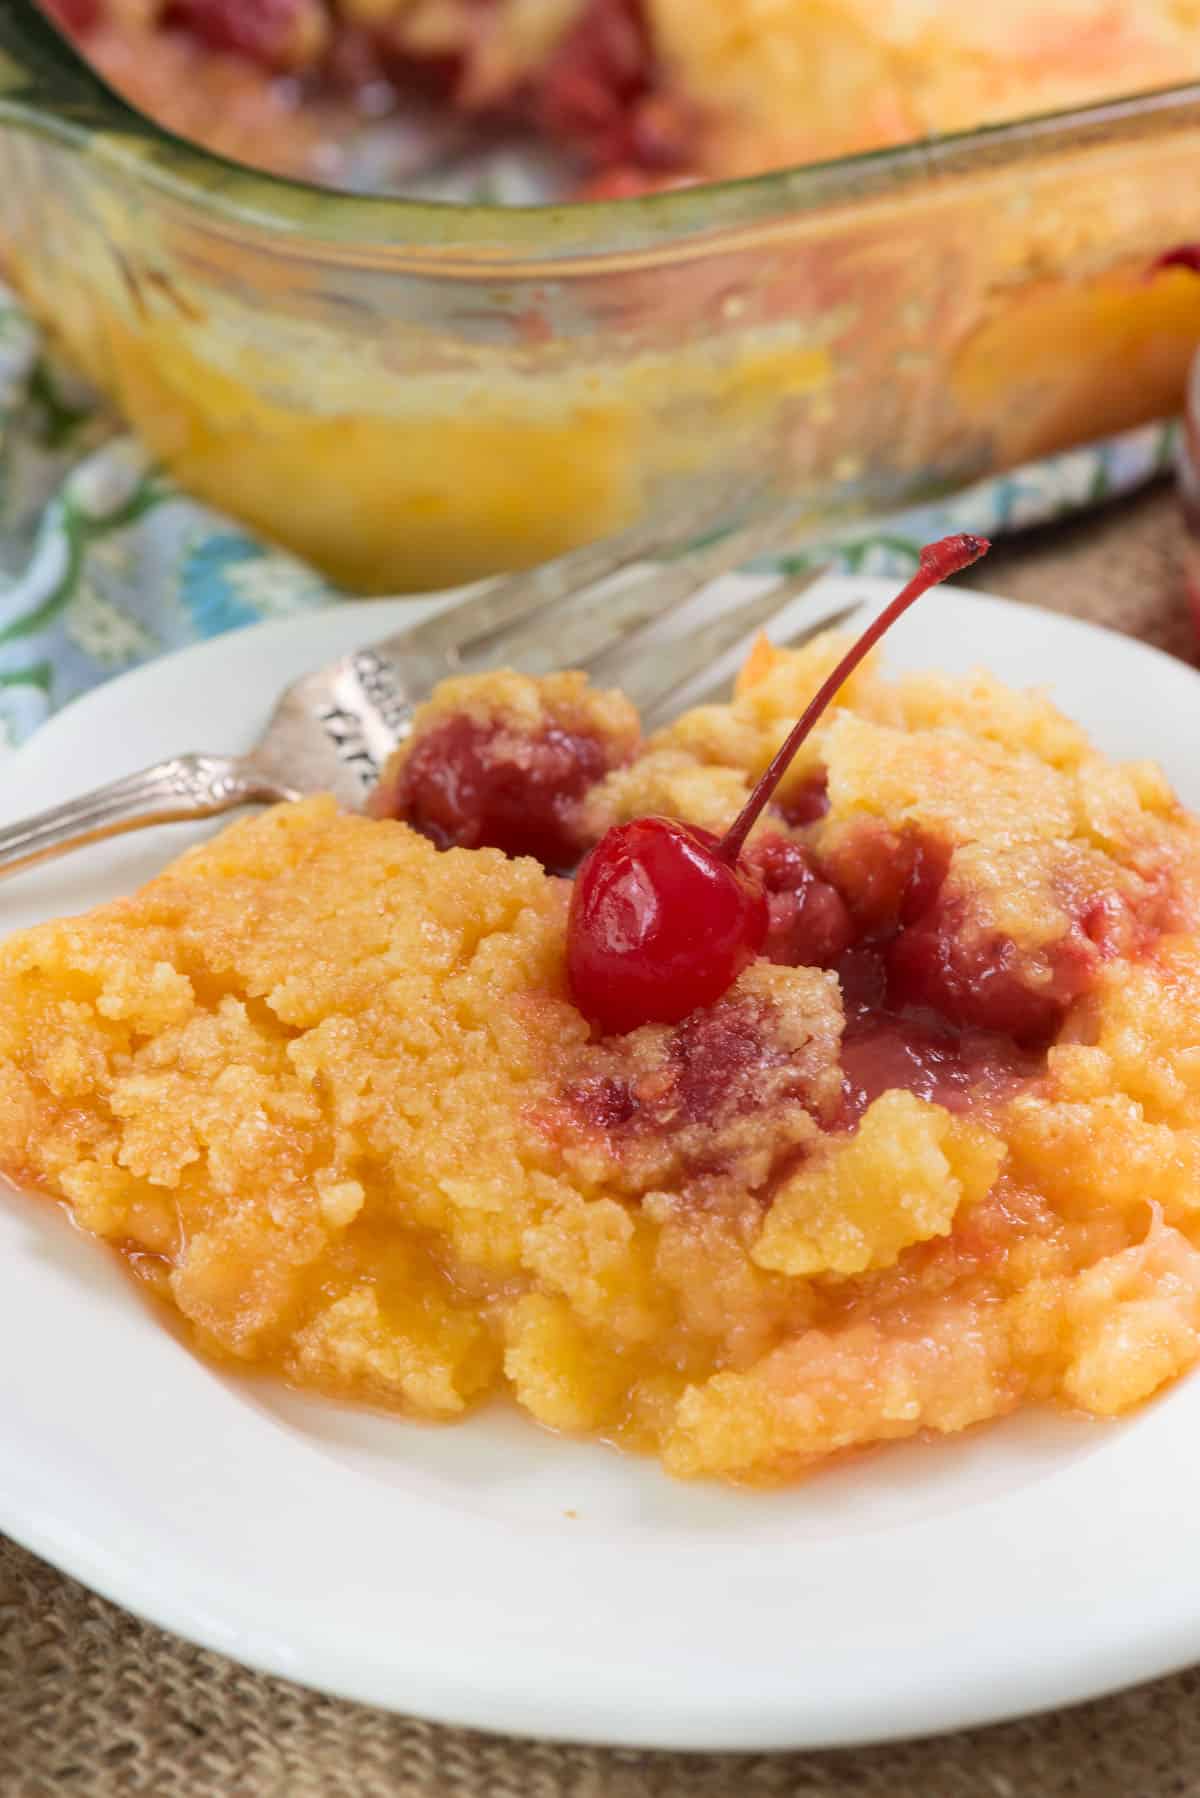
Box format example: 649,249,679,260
0,755,298,880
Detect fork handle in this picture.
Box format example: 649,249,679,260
0,755,297,880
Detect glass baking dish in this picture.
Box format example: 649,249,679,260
3,2,1200,595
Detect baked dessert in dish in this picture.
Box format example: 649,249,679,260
45,0,1200,191
21,4,1200,607
6,541,1200,1485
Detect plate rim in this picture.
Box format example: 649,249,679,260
5,578,1200,1751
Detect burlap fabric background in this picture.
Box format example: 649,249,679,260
2,482,1197,1797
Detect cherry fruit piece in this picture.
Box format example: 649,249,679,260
567,534,990,1033
567,817,768,1035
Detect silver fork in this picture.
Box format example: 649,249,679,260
0,502,853,879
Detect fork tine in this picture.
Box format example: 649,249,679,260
470,492,815,678
629,586,863,733
582,564,828,719
644,593,867,726
389,474,769,666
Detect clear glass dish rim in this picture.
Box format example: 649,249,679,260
5,8,1200,265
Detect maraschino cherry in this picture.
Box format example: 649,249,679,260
567,533,990,1035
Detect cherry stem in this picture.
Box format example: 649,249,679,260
718,534,991,866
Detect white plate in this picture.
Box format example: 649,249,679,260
4,574,1200,1752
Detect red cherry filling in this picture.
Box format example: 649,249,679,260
885,869,1171,1048
1150,244,1200,277
840,1011,1039,1122
566,998,797,1137
835,940,1043,1123
566,534,990,1034
163,0,314,68
830,834,1174,1121
42,0,103,33
819,824,952,938
886,902,1073,1045
774,769,831,828
743,834,854,968
536,0,690,176
385,714,613,875
566,817,768,1035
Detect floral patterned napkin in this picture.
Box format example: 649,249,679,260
0,281,1179,752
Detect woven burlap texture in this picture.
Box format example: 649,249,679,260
2,483,1196,1798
